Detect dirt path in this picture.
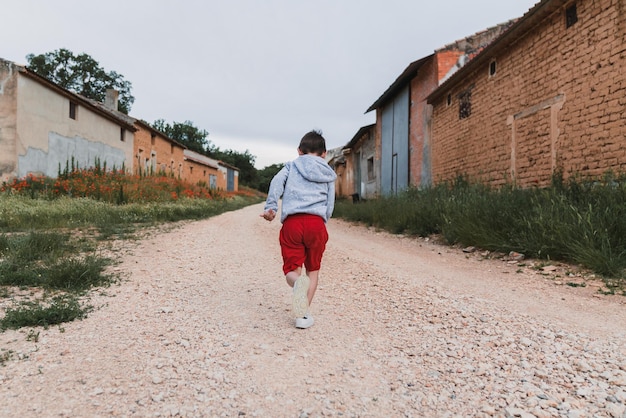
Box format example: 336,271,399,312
1,203,625,417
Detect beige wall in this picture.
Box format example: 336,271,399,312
430,0,626,187
15,75,134,178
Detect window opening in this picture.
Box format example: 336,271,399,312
489,60,497,76
446,94,452,106
566,4,578,28
459,90,472,119
69,101,77,119
120,128,125,142
151,133,156,146
367,157,375,181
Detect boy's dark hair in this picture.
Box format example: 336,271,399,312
298,130,327,155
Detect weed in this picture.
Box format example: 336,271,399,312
0,294,91,331
566,282,587,288
0,349,14,366
26,329,40,342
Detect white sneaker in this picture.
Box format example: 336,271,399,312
295,315,314,329
292,274,310,318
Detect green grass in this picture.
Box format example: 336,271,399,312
0,192,263,335
334,172,626,287
0,195,261,232
0,294,89,331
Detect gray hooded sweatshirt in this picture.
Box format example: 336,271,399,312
264,154,337,223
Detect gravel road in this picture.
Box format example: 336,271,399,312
1,203,625,417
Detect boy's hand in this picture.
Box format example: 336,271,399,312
260,209,276,222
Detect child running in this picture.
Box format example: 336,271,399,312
260,130,337,329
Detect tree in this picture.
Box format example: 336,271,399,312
211,148,257,187
151,119,212,154
254,163,284,193
151,119,262,188
26,48,134,114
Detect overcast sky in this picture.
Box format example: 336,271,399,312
5,0,538,168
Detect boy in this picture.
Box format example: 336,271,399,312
261,130,337,329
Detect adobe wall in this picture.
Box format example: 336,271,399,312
184,159,218,187
134,126,185,178
334,161,351,197
430,0,625,187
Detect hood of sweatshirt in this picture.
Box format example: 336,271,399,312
291,154,337,183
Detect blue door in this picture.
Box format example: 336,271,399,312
227,169,235,191
380,86,409,195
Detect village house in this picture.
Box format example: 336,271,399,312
427,0,626,187
183,149,220,189
217,160,239,192
365,22,515,195
132,118,186,178
0,57,240,192
0,58,135,183
183,149,239,192
330,124,376,200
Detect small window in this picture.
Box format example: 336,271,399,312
446,94,452,106
151,133,156,146
190,166,193,174
69,101,77,119
459,90,472,119
489,60,497,76
566,3,578,28
120,128,125,142
367,157,375,181
170,144,175,153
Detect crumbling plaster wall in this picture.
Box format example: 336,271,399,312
0,60,18,182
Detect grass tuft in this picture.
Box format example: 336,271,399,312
0,294,90,331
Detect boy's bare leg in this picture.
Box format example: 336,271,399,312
285,267,302,288
306,270,319,306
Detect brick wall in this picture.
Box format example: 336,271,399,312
430,0,626,187
185,159,218,187
133,124,185,178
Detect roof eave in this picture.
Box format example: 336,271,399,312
366,55,433,113
19,67,137,131
427,0,564,104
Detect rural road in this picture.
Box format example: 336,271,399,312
1,203,625,417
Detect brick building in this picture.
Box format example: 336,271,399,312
183,150,238,191
427,0,626,187
366,22,514,195
132,119,186,178
333,124,376,200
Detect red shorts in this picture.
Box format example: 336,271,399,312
279,214,328,275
